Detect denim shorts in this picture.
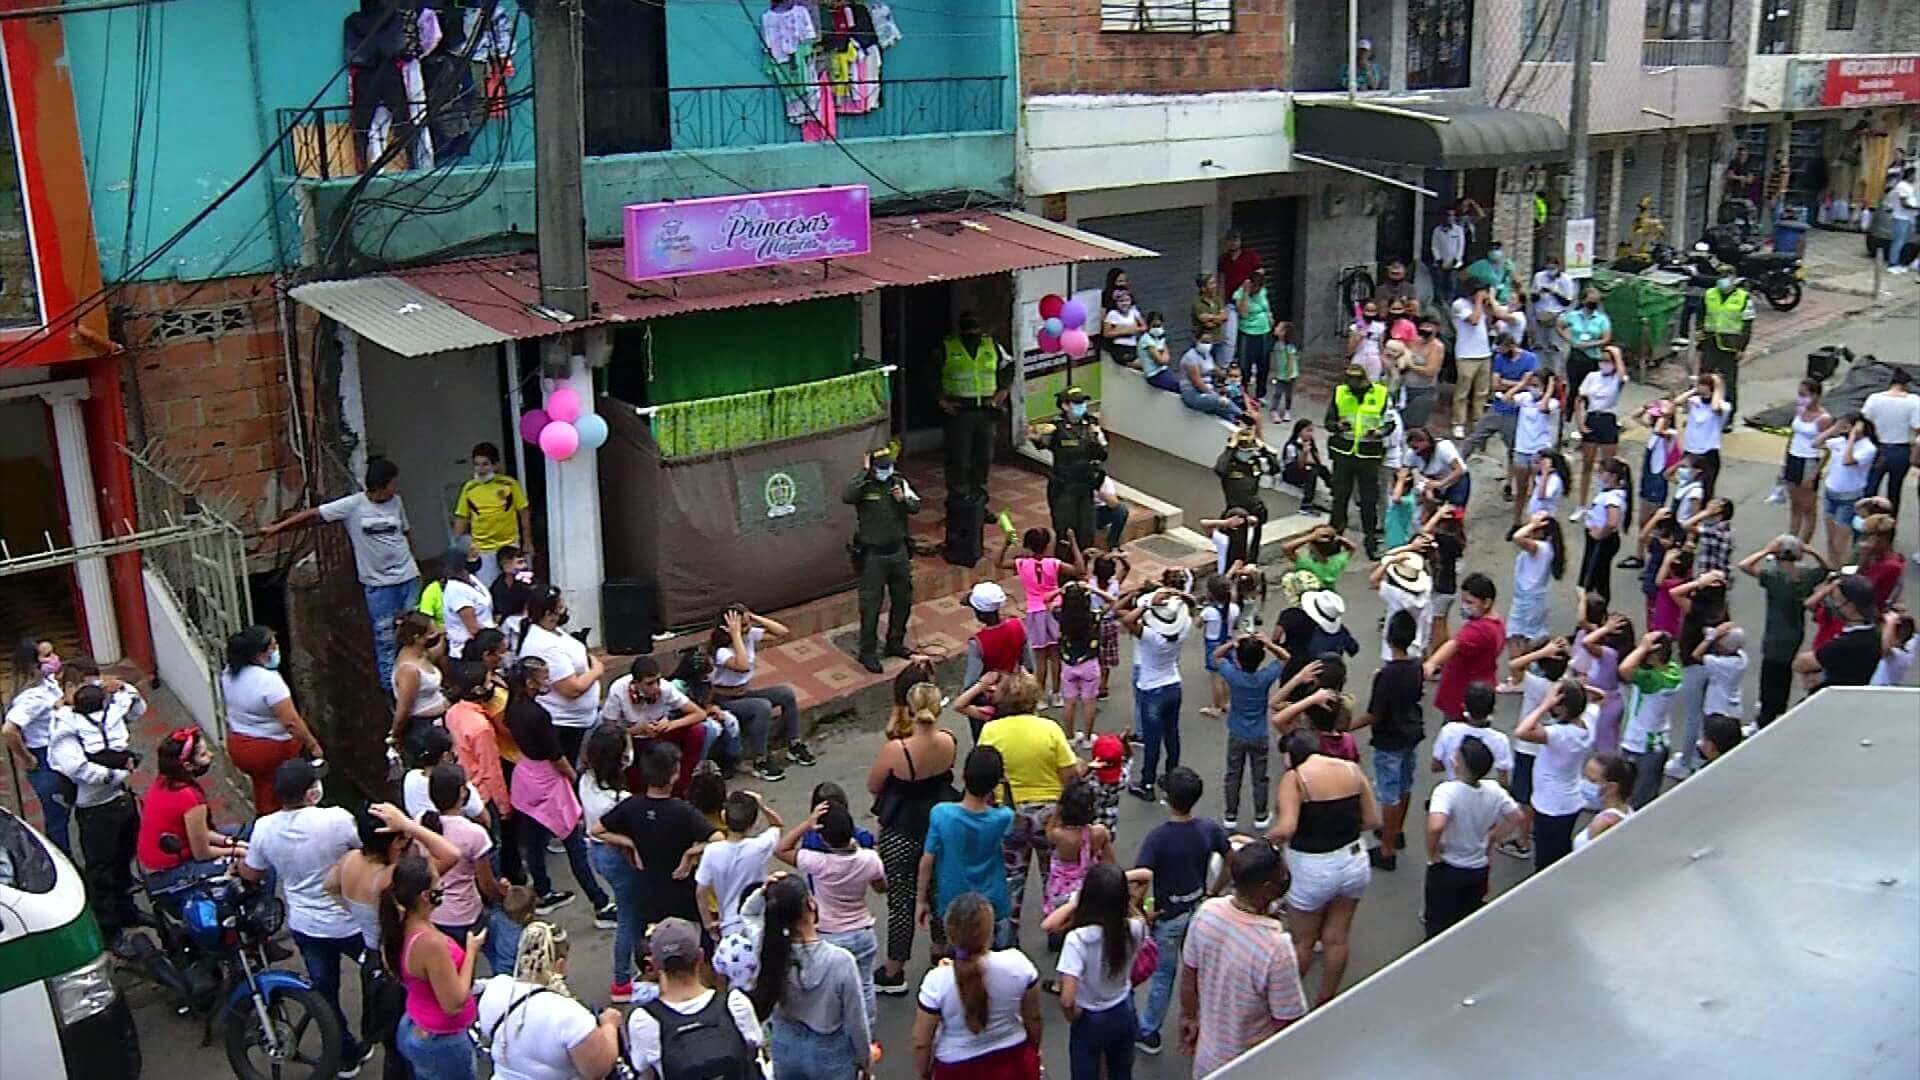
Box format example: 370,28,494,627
1373,746,1418,806
1824,487,1862,524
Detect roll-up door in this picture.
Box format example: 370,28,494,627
1077,207,1205,357
1616,141,1665,251
1229,198,1302,325
1685,134,1714,244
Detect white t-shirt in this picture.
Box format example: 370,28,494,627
918,950,1038,1065
519,623,600,728
1416,439,1463,480
694,829,782,935
222,664,295,740
1579,369,1624,415
1103,305,1142,348
1057,918,1147,1012
1702,649,1748,717
1672,479,1705,522
1512,673,1552,757
1530,711,1598,816
623,988,763,1076
577,770,627,835
1873,637,1917,686
1514,391,1557,455
1200,602,1241,643
1429,779,1519,870
244,805,359,939
1532,270,1574,319
1620,669,1682,753
1823,436,1878,494
476,976,602,1080
442,576,495,656
711,626,766,689
1526,471,1564,518
601,676,693,730
1862,391,1920,446
1682,398,1729,454
1431,721,1514,781
1890,179,1918,222
1583,488,1627,532
1379,584,1431,661
1450,298,1491,359
402,769,485,820
317,492,417,587
1513,538,1556,593
1133,624,1189,691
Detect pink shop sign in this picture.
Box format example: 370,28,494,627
623,184,871,282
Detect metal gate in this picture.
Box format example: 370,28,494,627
1077,207,1204,357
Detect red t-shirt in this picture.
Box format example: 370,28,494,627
138,780,208,871
1219,249,1264,298
1863,554,1904,610
1435,614,1507,720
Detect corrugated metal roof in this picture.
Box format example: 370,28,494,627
295,211,1158,358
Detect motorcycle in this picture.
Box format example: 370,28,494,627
1699,225,1805,312
129,838,344,1080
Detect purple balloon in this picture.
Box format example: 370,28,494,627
519,409,551,444
1059,299,1088,331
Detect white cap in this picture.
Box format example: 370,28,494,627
968,582,1007,613
1357,37,1373,50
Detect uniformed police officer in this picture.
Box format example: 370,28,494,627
1325,362,1392,559
1031,386,1107,559
1215,427,1278,563
1697,271,1754,416
939,311,1011,502
843,446,920,673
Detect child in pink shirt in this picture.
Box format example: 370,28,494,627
998,527,1084,707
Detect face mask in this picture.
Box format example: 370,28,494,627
189,758,213,777
1717,277,1734,292
1198,343,1213,357
1148,327,1165,340
427,887,447,908
1225,383,1242,398
1490,250,1506,264
555,611,572,627
621,747,635,769
465,558,483,575
265,647,282,670
1070,403,1089,420
1577,778,1603,809
1419,329,1437,339
474,467,495,482
1583,302,1599,311
39,655,61,677
873,465,894,481
308,781,325,805
1675,467,1695,485
1235,450,1254,462
1795,394,1812,408
1850,515,1866,534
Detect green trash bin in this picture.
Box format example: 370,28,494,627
1588,268,1685,366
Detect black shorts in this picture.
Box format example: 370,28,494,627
1582,411,1620,446
1784,454,1815,485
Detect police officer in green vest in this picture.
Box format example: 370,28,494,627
940,312,1010,503
1697,272,1754,417
1324,362,1393,559
843,445,920,673
1031,386,1108,558
1215,427,1279,563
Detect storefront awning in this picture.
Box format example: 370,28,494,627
1293,100,1567,171
290,210,1156,358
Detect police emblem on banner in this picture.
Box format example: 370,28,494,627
737,462,826,532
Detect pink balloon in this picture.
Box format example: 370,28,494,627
1037,330,1062,352
539,419,580,461
1060,328,1091,358
518,409,551,444
546,387,583,424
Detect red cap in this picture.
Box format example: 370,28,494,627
1091,733,1126,784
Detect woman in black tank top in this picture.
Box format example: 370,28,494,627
866,674,959,989
1269,730,1381,1008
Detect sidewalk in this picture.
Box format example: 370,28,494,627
1800,224,1920,305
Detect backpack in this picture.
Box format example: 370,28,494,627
632,990,755,1080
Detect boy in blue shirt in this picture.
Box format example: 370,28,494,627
918,746,1015,955
1209,633,1288,831
1131,766,1231,1055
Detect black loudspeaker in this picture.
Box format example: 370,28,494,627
602,579,659,654
944,494,987,567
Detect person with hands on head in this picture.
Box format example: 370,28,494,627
1281,524,1358,589
1796,574,1884,690
1177,838,1307,1075
1615,631,1684,807
1677,372,1732,500
220,625,323,814
1573,754,1637,853
1740,535,1828,727
846,445,921,673
1814,414,1881,568
710,604,810,780
775,801,888,1027
1512,677,1598,871
1211,632,1291,832
1423,573,1507,724
1119,591,1193,802
1783,380,1832,543
601,654,709,795
1267,729,1380,1007
1424,738,1525,938
1448,279,1509,439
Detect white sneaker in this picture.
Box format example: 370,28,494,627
1222,818,1242,834
1255,814,1273,830
1452,424,1466,439
1568,508,1585,523
1890,265,1909,274
1766,484,1787,504
1664,754,1692,781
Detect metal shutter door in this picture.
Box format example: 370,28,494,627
1686,134,1714,242
1230,198,1302,325
1077,208,1205,356
1616,144,1664,249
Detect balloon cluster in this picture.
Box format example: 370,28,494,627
1036,294,1091,359
518,387,608,462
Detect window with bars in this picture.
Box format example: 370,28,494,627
1757,0,1799,53
1825,0,1855,30
1643,0,1732,41
1521,0,1609,62
144,303,254,346
1099,0,1235,33
1408,0,1475,88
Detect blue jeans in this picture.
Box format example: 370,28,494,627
1888,216,1914,268
521,819,609,909
1239,331,1273,400
291,930,364,1062
1134,683,1182,787
1180,384,1241,421
1137,909,1190,1037
821,926,879,1028
397,1017,475,1080
589,841,646,984
769,1014,862,1080
1071,998,1137,1080
1095,501,1131,549
485,905,525,976
25,745,72,856
364,577,421,696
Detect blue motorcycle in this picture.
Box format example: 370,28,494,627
132,840,343,1080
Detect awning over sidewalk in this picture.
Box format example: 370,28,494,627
291,210,1156,357
1294,99,1567,171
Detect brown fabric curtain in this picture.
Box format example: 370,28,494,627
598,400,663,586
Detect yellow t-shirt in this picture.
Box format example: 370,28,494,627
453,475,528,551
979,713,1078,806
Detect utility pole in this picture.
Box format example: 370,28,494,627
1563,0,1596,244
531,0,603,635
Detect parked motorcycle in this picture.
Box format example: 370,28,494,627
129,840,343,1080
1700,225,1805,312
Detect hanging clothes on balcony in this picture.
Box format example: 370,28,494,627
469,2,517,119
821,2,891,115
345,0,411,173
870,2,900,48
763,0,827,136
761,0,817,63
422,1,476,163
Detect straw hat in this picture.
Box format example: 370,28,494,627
1304,591,1346,634
1382,551,1432,597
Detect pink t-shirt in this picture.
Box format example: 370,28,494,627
1435,614,1507,720
1182,896,1307,1077
1016,557,1064,615
430,815,493,928
1651,578,1685,637
795,846,886,933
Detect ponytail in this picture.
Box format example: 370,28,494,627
750,876,811,1019
944,892,995,1033
379,856,434,973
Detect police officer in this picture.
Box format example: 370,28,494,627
1325,362,1392,559
1697,271,1753,417
843,446,920,673
1215,427,1278,563
939,311,1011,503
1032,386,1107,559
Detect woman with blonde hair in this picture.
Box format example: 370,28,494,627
473,920,623,1079
866,670,960,996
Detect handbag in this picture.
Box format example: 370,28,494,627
1129,927,1161,987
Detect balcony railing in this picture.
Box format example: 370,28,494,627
1641,38,1733,67
279,76,1009,181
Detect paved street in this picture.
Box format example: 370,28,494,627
127,298,1918,1077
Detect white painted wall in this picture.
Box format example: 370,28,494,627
144,569,218,740
1020,92,1293,196
357,341,507,558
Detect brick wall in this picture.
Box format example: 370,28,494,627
114,274,304,531
1020,1,1291,95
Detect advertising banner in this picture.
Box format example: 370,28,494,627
623,185,871,282
1822,56,1920,108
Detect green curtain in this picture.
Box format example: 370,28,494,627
652,367,890,459
645,298,861,404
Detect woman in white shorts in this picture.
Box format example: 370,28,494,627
1267,729,1380,1008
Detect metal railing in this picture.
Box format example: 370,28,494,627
1098,0,1235,33
279,76,1008,180
1641,39,1733,67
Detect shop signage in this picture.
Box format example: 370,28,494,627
623,185,871,282
1822,56,1920,108
1563,218,1595,280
